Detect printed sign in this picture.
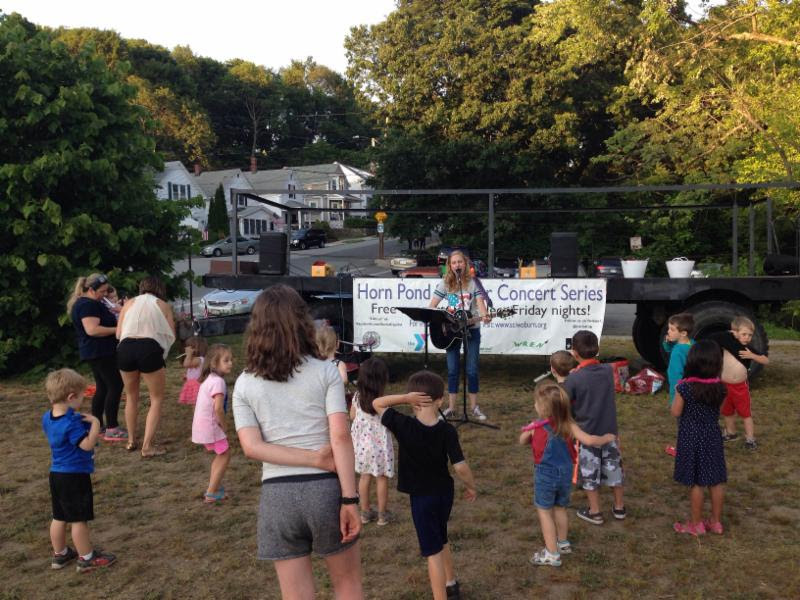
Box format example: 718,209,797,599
377,222,384,233
353,278,607,355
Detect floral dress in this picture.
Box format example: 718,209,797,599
351,393,394,477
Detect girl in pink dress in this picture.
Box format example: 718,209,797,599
349,358,395,525
191,344,233,503
179,336,208,405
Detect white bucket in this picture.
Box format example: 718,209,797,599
666,257,695,278
621,259,648,278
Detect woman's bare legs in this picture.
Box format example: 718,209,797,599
141,368,166,453
120,370,140,448
324,542,363,599
274,555,315,600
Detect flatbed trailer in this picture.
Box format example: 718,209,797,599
202,272,800,373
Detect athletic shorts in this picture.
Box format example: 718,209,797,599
257,473,358,561
204,438,229,455
720,381,751,418
410,490,454,557
50,472,94,523
578,440,625,491
117,338,165,373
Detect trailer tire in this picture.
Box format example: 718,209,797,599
632,313,666,370
683,301,767,379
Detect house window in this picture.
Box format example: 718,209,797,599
308,201,317,209
169,183,189,199
231,194,247,207
244,219,250,235
329,178,338,190
261,219,267,232
288,184,296,199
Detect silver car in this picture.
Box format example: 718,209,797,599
200,236,259,257
202,289,261,317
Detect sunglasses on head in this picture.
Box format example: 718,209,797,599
89,275,108,291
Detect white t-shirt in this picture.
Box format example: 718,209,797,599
233,357,347,481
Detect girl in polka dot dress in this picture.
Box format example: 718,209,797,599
671,339,728,536
349,357,395,526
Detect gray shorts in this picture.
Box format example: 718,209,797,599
257,473,358,561
578,440,625,491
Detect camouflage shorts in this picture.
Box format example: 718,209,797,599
578,440,624,491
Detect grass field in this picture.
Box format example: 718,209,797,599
1,337,799,600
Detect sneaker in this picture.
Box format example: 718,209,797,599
665,445,676,457
102,427,129,442
703,519,724,535
76,549,116,573
471,405,487,421
612,506,627,520
51,546,78,569
360,508,377,524
576,507,604,525
442,407,456,419
446,581,461,600
377,511,394,526
721,432,739,442
557,540,572,554
673,521,706,536
530,548,561,567
744,438,757,450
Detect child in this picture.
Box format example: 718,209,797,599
374,371,476,600
662,313,695,456
179,335,208,405
550,350,575,383
43,369,116,572
315,324,349,383
710,316,769,450
519,381,616,566
564,330,626,525
101,285,122,319
349,357,395,526
191,344,233,503
671,339,728,535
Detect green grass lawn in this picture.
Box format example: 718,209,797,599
1,337,798,599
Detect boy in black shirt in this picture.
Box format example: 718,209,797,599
375,371,476,600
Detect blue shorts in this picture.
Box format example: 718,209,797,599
533,463,572,510
410,490,454,557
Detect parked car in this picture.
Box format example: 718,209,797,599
200,236,259,257
390,250,437,276
493,257,521,278
290,228,327,250
592,257,623,278
202,289,261,317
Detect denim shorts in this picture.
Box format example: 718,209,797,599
533,464,572,510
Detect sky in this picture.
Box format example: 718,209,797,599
3,1,721,75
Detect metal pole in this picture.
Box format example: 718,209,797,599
231,190,239,276
766,197,774,255
732,198,738,274
748,202,755,276
188,242,193,319
488,194,495,276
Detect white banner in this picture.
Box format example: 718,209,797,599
353,278,606,355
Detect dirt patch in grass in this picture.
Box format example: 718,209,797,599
1,339,799,599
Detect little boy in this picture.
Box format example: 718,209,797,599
709,316,769,450
662,313,694,456
374,371,477,600
550,350,576,383
43,369,116,573
564,330,625,525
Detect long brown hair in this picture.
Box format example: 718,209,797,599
244,285,322,381
356,358,389,415
139,275,167,300
200,343,231,383
443,250,472,292
533,381,575,440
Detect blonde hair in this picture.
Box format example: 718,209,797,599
200,343,232,382
45,369,87,404
66,273,106,314
533,381,575,440
731,315,755,332
315,325,338,358
443,250,472,292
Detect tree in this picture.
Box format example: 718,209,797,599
207,184,229,240
0,13,188,374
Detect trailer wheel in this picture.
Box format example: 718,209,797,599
632,313,666,369
684,301,767,379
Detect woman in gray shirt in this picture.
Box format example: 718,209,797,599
233,285,363,599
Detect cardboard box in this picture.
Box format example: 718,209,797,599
311,263,334,277
519,265,537,278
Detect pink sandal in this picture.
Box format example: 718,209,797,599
703,519,724,534
673,521,706,536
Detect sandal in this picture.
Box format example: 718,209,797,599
673,520,706,536
126,442,138,452
703,519,724,535
140,446,166,458
204,487,227,504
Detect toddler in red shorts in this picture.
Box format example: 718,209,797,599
709,316,769,450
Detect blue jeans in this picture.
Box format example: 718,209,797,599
446,327,480,394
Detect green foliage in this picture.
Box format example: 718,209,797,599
207,184,228,240
343,216,376,230
0,13,187,374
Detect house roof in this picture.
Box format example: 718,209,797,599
193,168,244,197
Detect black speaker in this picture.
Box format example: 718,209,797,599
550,232,578,277
259,233,288,275
763,253,799,276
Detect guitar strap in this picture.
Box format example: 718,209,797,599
473,276,493,308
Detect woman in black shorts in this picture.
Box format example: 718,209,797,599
116,276,175,457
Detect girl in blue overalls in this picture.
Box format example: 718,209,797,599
519,381,616,566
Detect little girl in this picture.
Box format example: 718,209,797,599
519,381,616,567
315,325,349,383
191,344,233,503
179,335,208,405
671,339,728,535
349,357,395,525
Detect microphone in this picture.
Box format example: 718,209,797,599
454,267,463,279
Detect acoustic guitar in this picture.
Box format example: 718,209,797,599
429,307,517,350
